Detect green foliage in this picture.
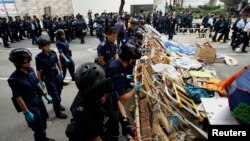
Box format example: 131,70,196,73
232,103,250,124
176,5,225,19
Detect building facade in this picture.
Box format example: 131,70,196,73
12,0,223,18
14,0,73,18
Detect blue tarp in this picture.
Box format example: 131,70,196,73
228,68,250,111
164,40,196,55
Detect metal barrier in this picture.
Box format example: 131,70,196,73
177,28,210,42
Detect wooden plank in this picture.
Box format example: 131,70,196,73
139,97,152,141
157,125,170,141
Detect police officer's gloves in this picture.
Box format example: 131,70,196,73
44,94,53,104
134,83,141,91
38,80,48,95
126,74,134,80
24,110,35,122
65,57,70,63
60,72,64,80
121,117,135,138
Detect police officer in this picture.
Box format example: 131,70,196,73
97,28,117,68
114,17,126,47
75,15,87,44
106,43,141,139
126,31,143,48
8,48,55,141
126,18,139,39
36,35,67,119
66,62,118,141
241,21,250,53
0,17,10,48
96,18,106,42
56,29,75,81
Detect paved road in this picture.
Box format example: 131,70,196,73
0,32,249,141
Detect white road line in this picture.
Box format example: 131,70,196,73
87,47,97,53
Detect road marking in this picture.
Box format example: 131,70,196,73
87,47,97,53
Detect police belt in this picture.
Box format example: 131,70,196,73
42,69,58,77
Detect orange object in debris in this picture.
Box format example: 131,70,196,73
203,78,227,96
220,64,250,89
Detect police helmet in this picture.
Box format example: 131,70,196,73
55,29,65,40
37,35,51,49
134,31,143,40
119,42,141,61
75,62,112,100
130,18,138,25
9,48,32,68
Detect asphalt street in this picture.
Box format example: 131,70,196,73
0,32,249,141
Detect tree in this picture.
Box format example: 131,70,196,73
119,0,125,14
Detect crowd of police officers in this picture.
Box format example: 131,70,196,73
4,9,250,141
1,10,249,51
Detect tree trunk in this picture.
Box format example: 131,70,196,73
119,0,125,14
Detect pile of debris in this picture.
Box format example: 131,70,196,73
131,25,244,141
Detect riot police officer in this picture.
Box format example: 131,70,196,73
114,17,126,47
97,28,117,68
66,62,118,141
96,18,106,42
8,48,55,141
106,43,142,139
56,29,75,81
36,35,67,119
0,17,10,48
75,15,87,44
126,18,139,39
126,31,143,48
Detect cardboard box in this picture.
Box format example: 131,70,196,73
195,46,216,64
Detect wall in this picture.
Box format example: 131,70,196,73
14,0,73,18
72,0,153,17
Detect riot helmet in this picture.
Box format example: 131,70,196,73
75,62,112,101
130,18,138,25
55,29,65,40
119,42,141,61
37,35,51,49
9,48,32,68
134,31,143,40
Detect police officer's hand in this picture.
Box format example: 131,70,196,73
24,110,35,122
134,83,141,91
121,117,135,138
44,94,53,104
126,74,134,80
65,57,70,63
60,72,64,80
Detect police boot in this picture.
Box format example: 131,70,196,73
59,104,65,111
55,110,67,119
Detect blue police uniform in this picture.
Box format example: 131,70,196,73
126,25,139,40
8,68,49,141
115,21,125,47
97,24,105,42
106,60,127,102
56,39,75,80
35,50,62,111
106,60,128,139
97,41,117,65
